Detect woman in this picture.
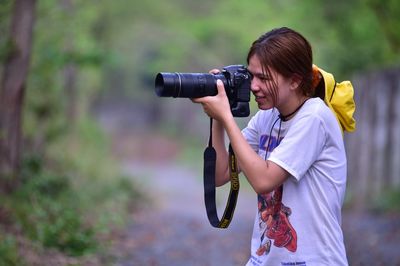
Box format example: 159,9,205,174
193,27,350,265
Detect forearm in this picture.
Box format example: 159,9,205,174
221,116,287,194
192,79,287,191
212,120,230,186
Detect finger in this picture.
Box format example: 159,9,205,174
209,68,221,74
191,97,201,103
191,96,210,104
216,79,226,95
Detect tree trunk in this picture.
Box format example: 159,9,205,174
61,0,78,127
0,0,37,192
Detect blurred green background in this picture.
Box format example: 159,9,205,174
1,0,399,265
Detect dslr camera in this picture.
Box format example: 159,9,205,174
155,65,251,117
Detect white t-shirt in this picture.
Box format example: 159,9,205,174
242,98,348,266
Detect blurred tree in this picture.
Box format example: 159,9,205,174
60,0,78,126
0,0,37,192
368,0,400,53
24,0,105,154
261,0,399,79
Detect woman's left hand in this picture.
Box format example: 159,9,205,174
191,80,232,123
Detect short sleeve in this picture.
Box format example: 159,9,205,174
268,114,326,181
242,114,260,153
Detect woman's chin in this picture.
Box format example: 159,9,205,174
256,101,274,110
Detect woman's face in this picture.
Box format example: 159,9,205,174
247,55,293,110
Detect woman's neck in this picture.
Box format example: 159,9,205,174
278,95,310,121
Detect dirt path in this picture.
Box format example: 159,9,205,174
342,211,400,265
113,161,255,266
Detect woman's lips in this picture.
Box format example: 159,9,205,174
255,95,265,103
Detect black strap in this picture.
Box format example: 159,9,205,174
203,118,240,228
279,98,310,121
329,81,337,102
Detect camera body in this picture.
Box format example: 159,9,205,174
155,65,251,117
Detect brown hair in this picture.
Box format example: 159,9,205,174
247,27,314,105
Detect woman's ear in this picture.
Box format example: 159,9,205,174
290,74,303,91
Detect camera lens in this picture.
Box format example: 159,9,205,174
155,73,180,97
155,72,219,98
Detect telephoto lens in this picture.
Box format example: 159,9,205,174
155,72,226,98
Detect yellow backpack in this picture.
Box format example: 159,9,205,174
313,65,356,133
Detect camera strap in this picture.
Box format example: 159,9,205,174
203,118,239,228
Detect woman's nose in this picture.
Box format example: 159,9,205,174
251,79,260,92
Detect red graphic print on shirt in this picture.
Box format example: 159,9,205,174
256,185,297,255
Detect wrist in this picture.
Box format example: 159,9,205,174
221,113,236,129
214,118,228,128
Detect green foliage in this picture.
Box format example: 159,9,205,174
0,233,22,266
23,0,108,148
0,37,15,63
368,0,400,53
36,207,95,256
2,117,142,257
12,159,97,256
89,0,400,113
2,112,139,256
372,188,400,212
0,0,12,63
